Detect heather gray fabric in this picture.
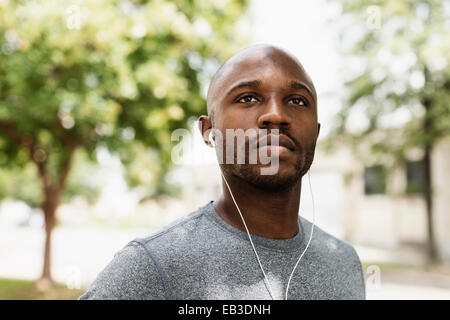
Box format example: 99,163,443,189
79,200,365,300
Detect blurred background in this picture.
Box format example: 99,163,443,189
0,0,449,300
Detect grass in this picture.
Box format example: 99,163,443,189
361,262,416,273
0,278,85,300
361,261,448,274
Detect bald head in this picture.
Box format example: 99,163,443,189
206,44,316,123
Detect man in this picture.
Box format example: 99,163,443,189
79,44,366,300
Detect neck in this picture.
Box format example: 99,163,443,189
213,173,302,239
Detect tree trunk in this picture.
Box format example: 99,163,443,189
423,144,438,262
37,189,59,287
423,66,438,263
35,146,76,288
41,196,57,282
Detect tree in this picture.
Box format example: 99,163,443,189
0,0,249,286
326,0,450,261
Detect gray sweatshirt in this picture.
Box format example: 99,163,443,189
79,200,365,300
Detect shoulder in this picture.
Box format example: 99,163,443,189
79,210,211,300
135,206,211,256
79,206,210,300
314,225,361,263
299,216,359,259
300,217,366,299
78,240,168,300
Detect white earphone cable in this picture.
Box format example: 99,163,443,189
285,170,315,300
220,170,315,300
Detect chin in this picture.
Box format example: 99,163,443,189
220,147,315,192
233,163,304,192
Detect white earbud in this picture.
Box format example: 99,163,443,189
208,131,216,148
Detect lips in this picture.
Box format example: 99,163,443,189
254,134,296,151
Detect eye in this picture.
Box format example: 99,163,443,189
236,95,258,103
289,97,307,106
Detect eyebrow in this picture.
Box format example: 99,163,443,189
225,80,262,98
288,81,314,99
225,79,315,100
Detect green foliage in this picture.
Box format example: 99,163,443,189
0,0,250,205
0,163,42,207
326,0,450,166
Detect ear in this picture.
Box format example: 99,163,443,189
198,115,213,147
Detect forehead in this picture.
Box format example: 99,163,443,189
216,49,316,99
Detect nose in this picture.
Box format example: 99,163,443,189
257,96,290,129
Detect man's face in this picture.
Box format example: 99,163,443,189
204,47,320,191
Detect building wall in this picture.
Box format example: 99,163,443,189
338,137,450,262
343,163,427,248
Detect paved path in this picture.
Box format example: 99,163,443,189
0,226,154,289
